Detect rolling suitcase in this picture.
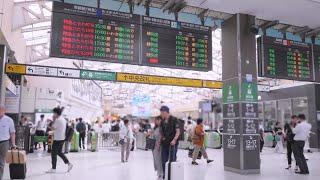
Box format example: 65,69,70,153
165,146,184,180
6,148,27,179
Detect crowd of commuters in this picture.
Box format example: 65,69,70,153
0,102,316,179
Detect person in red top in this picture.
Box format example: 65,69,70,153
191,118,213,165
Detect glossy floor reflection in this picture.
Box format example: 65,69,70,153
3,147,320,180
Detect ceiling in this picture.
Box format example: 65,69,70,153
188,0,320,28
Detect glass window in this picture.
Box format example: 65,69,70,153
277,99,292,125
292,98,309,121
264,101,276,131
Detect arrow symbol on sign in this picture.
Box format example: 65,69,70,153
59,70,65,75
27,67,33,73
8,66,13,71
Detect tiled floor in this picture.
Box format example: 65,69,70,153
3,147,320,180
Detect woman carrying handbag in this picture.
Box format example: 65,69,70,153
119,119,133,163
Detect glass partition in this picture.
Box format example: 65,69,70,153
292,97,309,121
263,101,276,131
277,99,292,125
259,97,310,131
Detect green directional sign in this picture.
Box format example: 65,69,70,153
241,82,258,102
222,83,239,103
80,70,116,81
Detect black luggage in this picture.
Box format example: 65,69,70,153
9,163,26,179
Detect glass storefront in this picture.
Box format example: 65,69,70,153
259,97,308,131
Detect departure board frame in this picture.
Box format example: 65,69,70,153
50,1,141,65
313,44,320,82
258,36,314,82
50,2,213,72
141,16,212,71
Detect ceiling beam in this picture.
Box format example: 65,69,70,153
25,35,48,41
260,20,279,29
21,25,51,33
305,27,320,37
26,42,48,47
14,0,46,6
22,7,42,20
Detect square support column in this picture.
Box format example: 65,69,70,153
222,14,260,174
0,45,7,106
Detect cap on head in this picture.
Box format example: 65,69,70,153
160,106,170,113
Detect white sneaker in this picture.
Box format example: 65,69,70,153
46,169,56,174
67,163,73,172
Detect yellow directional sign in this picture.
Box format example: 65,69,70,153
117,73,203,88
5,64,26,74
202,80,223,89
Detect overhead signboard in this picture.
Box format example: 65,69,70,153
80,70,116,81
203,80,222,89
141,16,212,71
50,2,212,72
117,72,203,88
5,63,221,89
51,1,140,65
5,64,26,74
57,68,80,78
258,36,314,81
313,44,320,82
26,65,57,76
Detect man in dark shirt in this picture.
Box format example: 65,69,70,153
76,118,86,150
159,106,180,177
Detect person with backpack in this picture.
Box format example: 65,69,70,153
76,118,86,150
46,107,73,173
191,118,213,165
159,106,180,177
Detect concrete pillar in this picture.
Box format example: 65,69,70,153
221,14,260,174
0,45,7,106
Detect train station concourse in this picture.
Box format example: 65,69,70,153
0,0,320,180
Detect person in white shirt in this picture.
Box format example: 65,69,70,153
46,107,73,174
0,105,16,180
292,114,311,175
119,119,133,163
35,114,47,150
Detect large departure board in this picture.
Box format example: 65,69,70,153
313,45,320,82
142,16,212,71
50,2,140,64
50,2,212,71
258,36,314,81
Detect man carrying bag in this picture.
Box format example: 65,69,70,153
0,105,16,180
